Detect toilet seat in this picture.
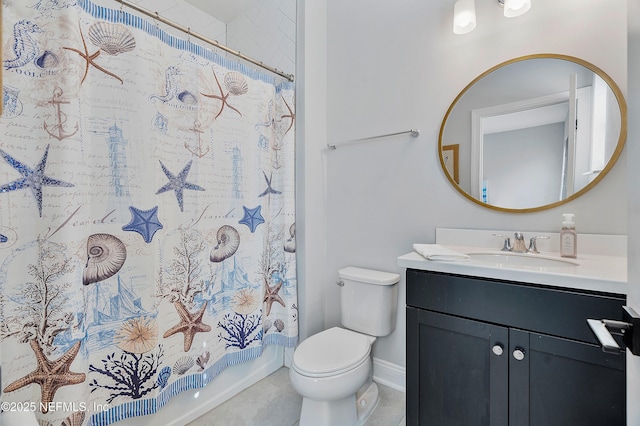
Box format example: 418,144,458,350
292,327,374,378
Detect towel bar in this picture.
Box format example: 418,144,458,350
327,129,420,150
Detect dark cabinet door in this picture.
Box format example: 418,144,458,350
408,307,626,426
509,329,626,426
407,307,509,426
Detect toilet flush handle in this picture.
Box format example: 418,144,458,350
336,280,344,287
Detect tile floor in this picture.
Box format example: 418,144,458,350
187,367,406,426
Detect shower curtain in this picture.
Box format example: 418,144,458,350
0,1,297,425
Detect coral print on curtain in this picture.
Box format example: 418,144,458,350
0,1,297,424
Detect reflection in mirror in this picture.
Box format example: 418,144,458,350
439,54,627,212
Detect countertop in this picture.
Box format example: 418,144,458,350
398,229,627,295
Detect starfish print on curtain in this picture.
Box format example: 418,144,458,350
263,281,286,316
0,145,74,217
122,205,164,243
238,205,265,233
258,171,281,197
156,160,205,212
200,70,246,119
2,340,86,413
63,21,132,85
280,95,295,134
163,301,211,352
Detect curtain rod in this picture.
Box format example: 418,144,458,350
115,0,294,82
327,129,420,150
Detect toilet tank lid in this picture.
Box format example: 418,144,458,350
338,267,400,286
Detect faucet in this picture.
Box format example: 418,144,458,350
493,232,550,253
511,232,528,253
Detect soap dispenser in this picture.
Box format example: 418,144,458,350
560,213,577,258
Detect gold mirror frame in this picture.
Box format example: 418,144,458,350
438,54,627,213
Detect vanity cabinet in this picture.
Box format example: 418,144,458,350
406,269,626,426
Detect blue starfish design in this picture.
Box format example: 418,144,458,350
122,205,164,243
0,145,74,217
239,205,265,233
156,160,205,212
258,171,281,197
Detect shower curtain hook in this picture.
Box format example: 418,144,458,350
154,11,160,28
187,27,191,44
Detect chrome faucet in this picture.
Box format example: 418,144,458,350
492,233,511,251
512,232,528,253
527,235,550,253
493,232,549,253
511,232,529,253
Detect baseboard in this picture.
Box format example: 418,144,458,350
116,345,284,426
372,357,406,392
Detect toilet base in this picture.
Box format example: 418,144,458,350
299,393,357,426
356,382,380,424
298,381,380,426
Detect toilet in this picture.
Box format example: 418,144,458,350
290,267,400,426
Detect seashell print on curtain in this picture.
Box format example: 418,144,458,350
0,1,297,424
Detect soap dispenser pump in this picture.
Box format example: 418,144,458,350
560,213,577,258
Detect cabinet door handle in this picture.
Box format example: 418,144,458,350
513,348,526,361
492,344,504,356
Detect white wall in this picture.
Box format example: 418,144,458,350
227,0,296,78
295,0,328,343
311,0,628,371
126,0,227,43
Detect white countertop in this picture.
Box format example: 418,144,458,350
398,228,627,295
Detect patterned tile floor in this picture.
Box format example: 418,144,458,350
187,367,406,426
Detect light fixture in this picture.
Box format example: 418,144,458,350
453,0,477,35
454,0,532,34
501,0,531,17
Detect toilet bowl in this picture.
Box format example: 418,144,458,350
290,327,378,425
290,267,400,426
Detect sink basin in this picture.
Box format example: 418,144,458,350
467,252,579,268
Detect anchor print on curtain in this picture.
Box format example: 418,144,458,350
0,1,297,425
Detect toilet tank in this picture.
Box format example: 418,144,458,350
338,267,400,337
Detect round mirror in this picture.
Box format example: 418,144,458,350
439,54,627,212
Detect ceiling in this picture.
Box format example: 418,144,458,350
183,0,260,23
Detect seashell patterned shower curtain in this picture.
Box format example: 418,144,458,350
0,1,297,424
